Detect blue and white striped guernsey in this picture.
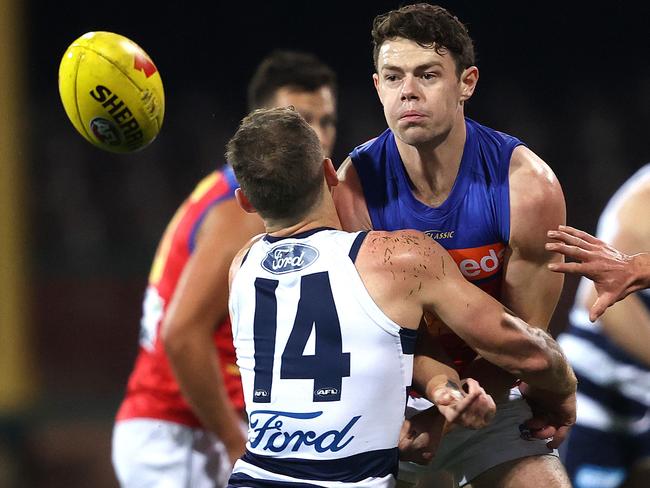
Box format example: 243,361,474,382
560,164,650,435
228,228,416,488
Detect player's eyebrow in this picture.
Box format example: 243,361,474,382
381,61,444,72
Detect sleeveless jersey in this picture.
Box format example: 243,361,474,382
228,228,416,488
560,164,650,435
116,166,245,427
351,118,522,371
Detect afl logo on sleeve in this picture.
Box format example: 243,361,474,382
262,243,319,274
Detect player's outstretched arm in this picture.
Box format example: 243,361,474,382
357,230,574,431
356,231,497,431
415,241,577,397
546,225,650,321
413,233,577,447
162,198,264,465
359,229,575,397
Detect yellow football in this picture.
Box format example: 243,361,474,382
58,31,165,153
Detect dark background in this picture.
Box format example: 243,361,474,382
6,1,650,486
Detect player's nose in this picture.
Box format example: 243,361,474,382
400,75,420,101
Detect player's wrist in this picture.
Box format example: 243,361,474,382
630,252,650,291
425,374,452,400
427,376,464,405
522,370,577,398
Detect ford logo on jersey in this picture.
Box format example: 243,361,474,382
249,410,361,453
262,243,319,274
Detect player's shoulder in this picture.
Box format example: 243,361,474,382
611,166,650,237
356,230,454,302
509,145,564,212
228,233,265,288
361,229,446,269
508,146,565,250
618,164,650,201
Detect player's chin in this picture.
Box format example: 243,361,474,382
394,125,434,146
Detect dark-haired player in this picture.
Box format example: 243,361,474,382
334,4,572,487
224,106,575,488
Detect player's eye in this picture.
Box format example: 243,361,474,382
384,74,399,82
422,72,438,80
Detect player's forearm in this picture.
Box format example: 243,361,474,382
165,333,244,445
516,340,577,396
479,317,577,396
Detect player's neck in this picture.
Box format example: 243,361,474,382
265,192,342,237
395,115,466,207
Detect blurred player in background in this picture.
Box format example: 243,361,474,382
225,106,576,488
111,50,338,488
333,4,572,487
547,225,650,322
554,165,650,488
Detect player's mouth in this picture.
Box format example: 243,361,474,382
399,110,426,122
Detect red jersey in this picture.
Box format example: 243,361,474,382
116,167,244,427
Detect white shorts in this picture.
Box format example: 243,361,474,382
112,418,233,488
399,388,558,486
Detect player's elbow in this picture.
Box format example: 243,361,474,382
161,317,190,359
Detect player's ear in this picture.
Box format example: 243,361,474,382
324,158,339,190
235,188,257,214
372,73,384,105
459,66,478,102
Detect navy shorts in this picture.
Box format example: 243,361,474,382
563,424,650,488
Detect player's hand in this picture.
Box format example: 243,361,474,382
546,225,636,321
398,407,445,465
518,381,576,449
433,378,496,430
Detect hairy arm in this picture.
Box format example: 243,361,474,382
421,243,576,396
358,230,576,397
162,198,264,463
335,162,496,424
357,231,496,435
359,229,576,447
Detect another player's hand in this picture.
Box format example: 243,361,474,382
546,225,636,321
398,407,445,465
433,378,496,430
518,381,576,449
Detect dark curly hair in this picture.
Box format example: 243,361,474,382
372,3,475,77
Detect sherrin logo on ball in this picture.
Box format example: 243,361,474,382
58,31,165,153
